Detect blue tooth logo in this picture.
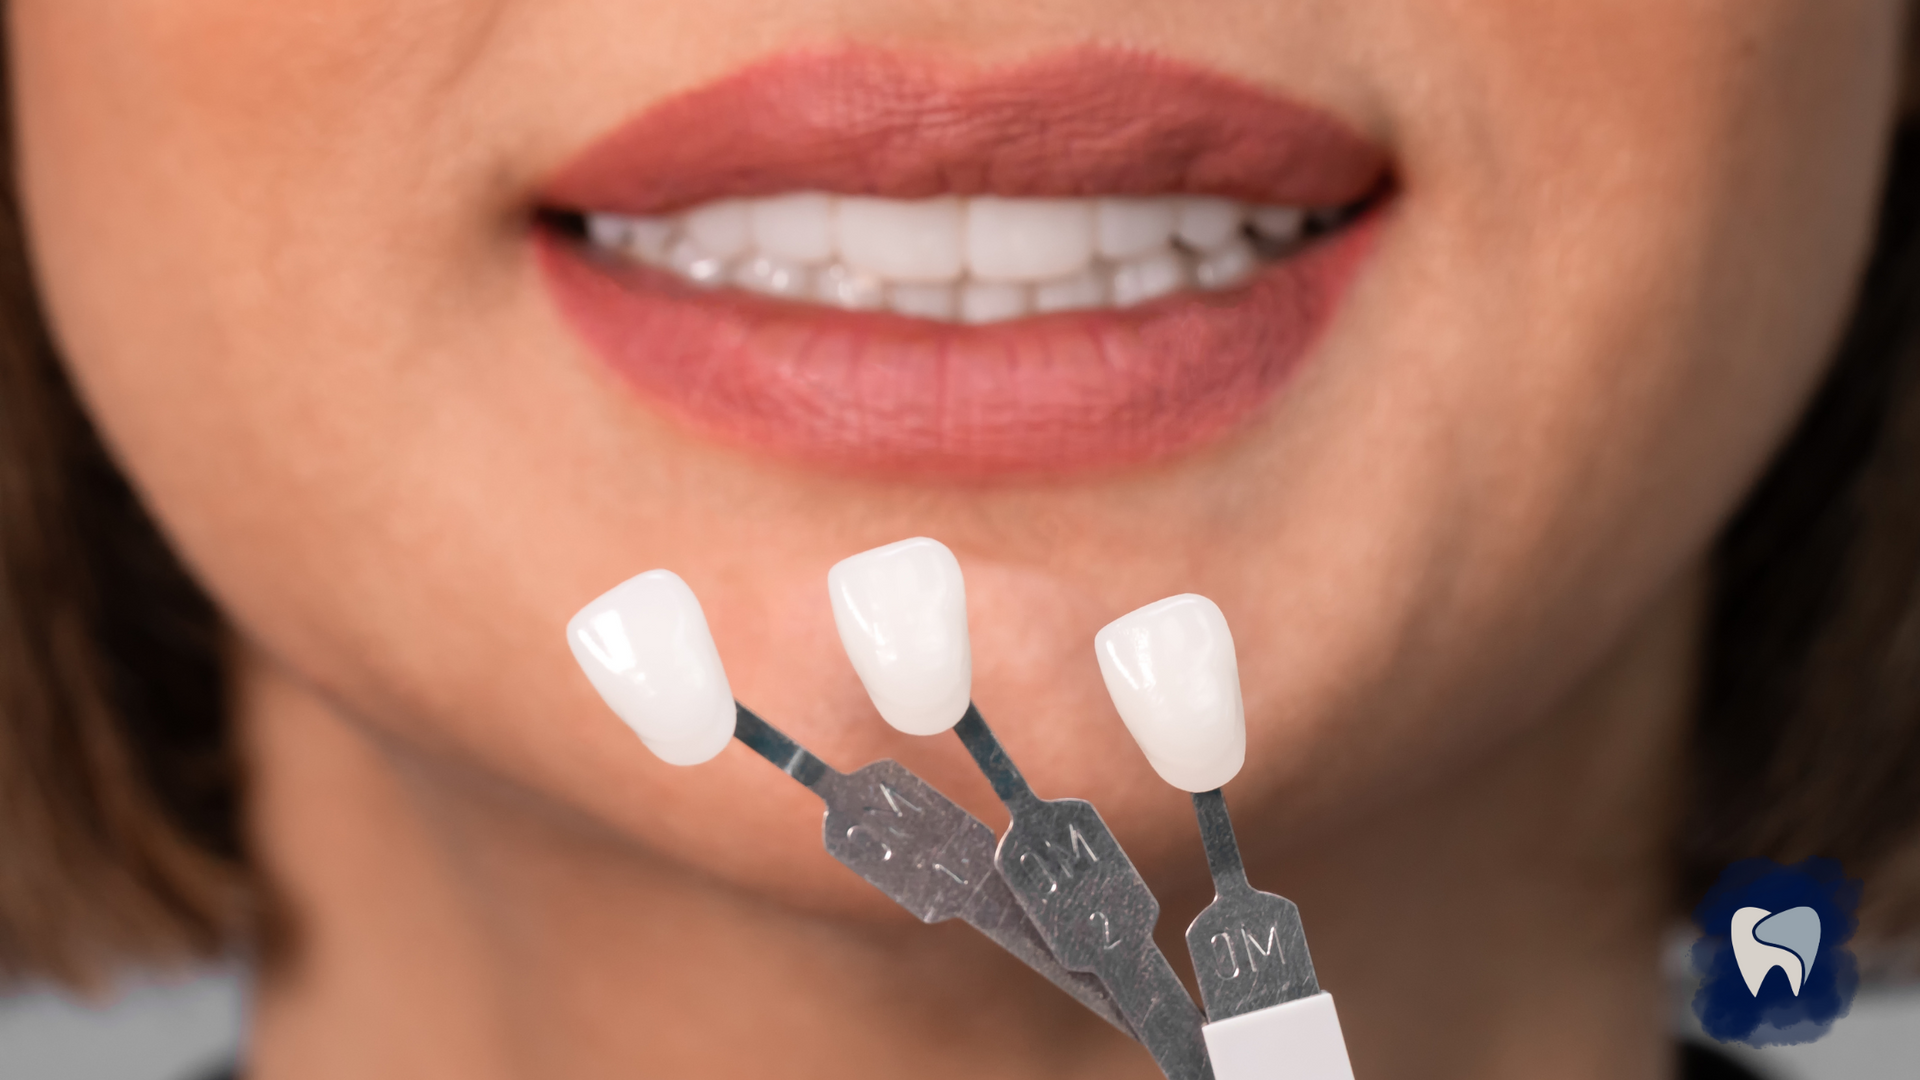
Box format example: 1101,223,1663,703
1690,857,1861,1047
1730,905,1820,996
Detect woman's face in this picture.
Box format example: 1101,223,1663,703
9,2,1906,908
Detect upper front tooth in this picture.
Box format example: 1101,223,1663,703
567,570,737,767
1094,197,1178,260
837,196,965,282
1174,197,1244,252
1094,594,1247,792
684,199,752,260
750,192,835,264
965,197,1095,281
828,537,973,736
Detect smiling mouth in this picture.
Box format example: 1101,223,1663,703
553,192,1365,323
535,46,1391,477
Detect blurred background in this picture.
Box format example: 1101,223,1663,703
0,961,1913,1079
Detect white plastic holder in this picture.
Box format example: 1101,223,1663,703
1202,991,1355,1080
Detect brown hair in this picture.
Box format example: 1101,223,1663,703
3,43,1920,991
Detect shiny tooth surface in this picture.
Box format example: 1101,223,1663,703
1194,239,1258,291
1174,196,1244,252
961,281,1031,324
1251,205,1307,245
828,537,973,736
889,281,958,320
1032,269,1106,313
1094,593,1246,793
750,192,835,264
1094,197,1178,260
814,263,887,310
965,196,1095,281
567,570,737,767
734,255,811,298
667,237,729,286
1109,249,1188,307
684,199,752,260
838,196,965,282
579,192,1339,320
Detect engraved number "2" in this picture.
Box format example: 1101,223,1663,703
1086,911,1125,951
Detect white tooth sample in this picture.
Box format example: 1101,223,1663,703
889,282,958,321
960,281,1030,324
1174,196,1244,252
1251,205,1306,245
667,237,729,286
1032,269,1106,313
1094,594,1246,792
828,537,972,736
750,192,835,264
837,196,965,282
734,255,811,298
814,263,887,310
567,569,736,766
1095,197,1178,260
1194,239,1257,291
1109,250,1187,307
965,197,1095,282
683,199,752,260
586,213,634,251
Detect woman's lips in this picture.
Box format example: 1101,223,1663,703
538,47,1391,477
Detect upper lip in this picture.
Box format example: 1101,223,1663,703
539,47,1389,215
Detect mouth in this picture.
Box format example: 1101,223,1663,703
536,46,1391,477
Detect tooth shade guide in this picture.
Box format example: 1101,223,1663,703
572,191,1340,322
726,703,1135,1036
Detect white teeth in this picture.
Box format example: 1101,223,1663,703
1095,197,1179,260
828,537,973,737
683,199,752,260
965,196,1095,282
1174,197,1244,252
1110,249,1187,307
734,254,811,298
567,570,737,767
749,192,835,264
814,263,887,310
1194,239,1258,291
1032,268,1106,313
666,237,728,287
838,196,966,282
1094,594,1247,793
582,191,1333,321
889,282,959,320
961,280,1031,324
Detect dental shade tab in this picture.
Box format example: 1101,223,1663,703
1098,596,1354,1080
832,539,1215,1080
568,569,1132,1037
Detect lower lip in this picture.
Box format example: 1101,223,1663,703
539,215,1379,478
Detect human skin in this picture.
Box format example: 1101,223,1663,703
8,2,1910,1078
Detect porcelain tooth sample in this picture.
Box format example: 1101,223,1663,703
827,537,973,736
567,569,737,766
580,191,1342,322
1094,593,1247,792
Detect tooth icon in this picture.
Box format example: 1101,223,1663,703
1730,905,1821,997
